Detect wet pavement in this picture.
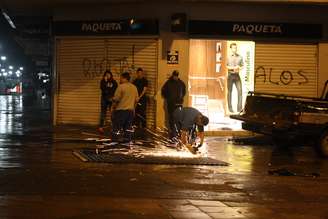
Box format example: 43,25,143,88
1,94,328,219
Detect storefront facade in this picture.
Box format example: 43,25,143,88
51,2,328,131
187,20,322,131
53,20,159,127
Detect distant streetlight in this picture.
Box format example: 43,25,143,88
0,56,6,61
9,66,13,70
16,70,21,77
3,72,7,76
1,69,5,72
19,67,23,71
8,71,12,75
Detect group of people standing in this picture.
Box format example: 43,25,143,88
98,68,148,140
98,68,209,147
96,42,244,145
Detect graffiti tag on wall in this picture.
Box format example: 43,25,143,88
82,57,134,79
82,58,111,78
82,44,136,79
255,66,309,86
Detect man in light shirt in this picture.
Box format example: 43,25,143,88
111,72,139,141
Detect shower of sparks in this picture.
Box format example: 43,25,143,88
94,128,209,158
97,142,209,158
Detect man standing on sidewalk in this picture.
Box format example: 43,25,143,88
161,70,186,137
133,68,148,129
111,72,139,141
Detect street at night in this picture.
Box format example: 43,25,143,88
1,0,328,218
1,94,328,219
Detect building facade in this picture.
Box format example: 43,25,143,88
52,2,328,131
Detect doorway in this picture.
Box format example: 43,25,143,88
189,39,255,131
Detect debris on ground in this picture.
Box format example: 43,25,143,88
230,135,273,146
268,168,320,178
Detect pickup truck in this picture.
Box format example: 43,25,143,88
231,81,328,157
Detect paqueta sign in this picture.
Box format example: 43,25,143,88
189,20,322,39
53,19,159,36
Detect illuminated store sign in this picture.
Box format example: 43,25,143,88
189,20,322,39
81,22,122,32
53,19,159,36
232,24,282,35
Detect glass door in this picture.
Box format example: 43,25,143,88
189,39,255,131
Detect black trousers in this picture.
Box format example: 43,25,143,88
134,97,147,128
99,97,112,127
167,101,181,137
111,110,134,140
227,73,242,113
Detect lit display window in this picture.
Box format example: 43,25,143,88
189,40,255,131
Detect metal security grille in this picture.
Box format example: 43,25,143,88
255,44,318,97
55,38,158,127
73,149,230,166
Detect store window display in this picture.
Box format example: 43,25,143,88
227,42,244,113
189,39,254,131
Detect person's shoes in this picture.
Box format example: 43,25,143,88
170,137,179,143
98,127,104,134
185,144,197,154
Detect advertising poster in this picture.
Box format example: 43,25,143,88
226,41,255,114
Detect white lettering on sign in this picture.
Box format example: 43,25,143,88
81,23,122,32
232,24,282,35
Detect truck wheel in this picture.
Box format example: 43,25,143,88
272,134,293,147
317,130,328,158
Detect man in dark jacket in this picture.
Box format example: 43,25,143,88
161,70,186,137
133,68,148,128
173,107,209,148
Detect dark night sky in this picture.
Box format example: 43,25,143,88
0,15,30,68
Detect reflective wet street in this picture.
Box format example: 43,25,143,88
1,94,328,219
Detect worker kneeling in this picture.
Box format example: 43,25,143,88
173,107,209,151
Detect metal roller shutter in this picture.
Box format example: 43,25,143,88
55,38,158,128
255,44,318,97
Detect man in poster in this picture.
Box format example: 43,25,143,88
227,42,244,113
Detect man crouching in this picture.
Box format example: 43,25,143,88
173,107,209,149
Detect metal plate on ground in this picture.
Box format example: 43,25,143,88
73,149,229,166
